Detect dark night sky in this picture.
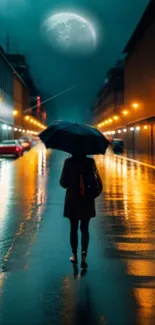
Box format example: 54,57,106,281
0,0,149,124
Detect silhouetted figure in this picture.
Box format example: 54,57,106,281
60,154,102,269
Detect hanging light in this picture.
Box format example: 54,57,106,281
136,126,140,131
144,125,148,130
118,130,121,133
123,129,127,132
130,127,134,131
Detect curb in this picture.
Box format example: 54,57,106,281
114,154,155,170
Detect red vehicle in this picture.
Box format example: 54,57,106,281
0,140,24,158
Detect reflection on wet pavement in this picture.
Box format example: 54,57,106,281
0,146,49,272
0,147,154,324
96,154,155,325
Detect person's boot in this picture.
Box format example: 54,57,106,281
81,251,88,269
70,254,78,264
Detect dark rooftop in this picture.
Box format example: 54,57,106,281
124,0,155,54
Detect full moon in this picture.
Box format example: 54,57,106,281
42,12,97,55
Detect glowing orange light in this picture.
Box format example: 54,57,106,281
13,110,18,116
113,116,119,121
132,103,139,109
144,125,148,130
122,110,129,116
25,116,30,120
109,119,112,123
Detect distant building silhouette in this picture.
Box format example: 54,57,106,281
94,60,124,123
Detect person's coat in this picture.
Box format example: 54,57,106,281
60,156,101,220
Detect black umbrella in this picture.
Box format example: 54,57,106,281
39,121,109,155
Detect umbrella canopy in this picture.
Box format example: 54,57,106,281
39,121,109,155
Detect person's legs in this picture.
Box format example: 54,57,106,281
80,218,90,268
69,219,79,262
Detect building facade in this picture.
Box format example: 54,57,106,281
122,0,155,155
95,1,155,158
13,73,30,129
0,47,14,141
7,54,45,122
0,47,46,141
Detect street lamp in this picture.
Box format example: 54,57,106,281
2,124,7,130
122,110,129,116
13,110,18,116
132,102,139,109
